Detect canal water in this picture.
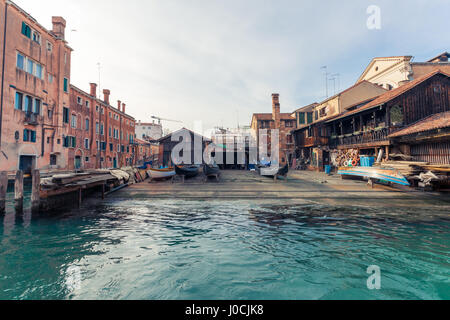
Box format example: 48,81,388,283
0,198,449,300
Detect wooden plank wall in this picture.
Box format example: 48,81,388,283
411,141,450,164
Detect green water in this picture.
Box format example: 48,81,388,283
0,198,449,300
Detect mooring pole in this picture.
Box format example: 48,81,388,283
31,169,40,212
0,171,7,214
78,187,82,208
14,170,23,212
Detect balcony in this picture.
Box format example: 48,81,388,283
329,128,389,148
24,112,39,126
298,136,329,147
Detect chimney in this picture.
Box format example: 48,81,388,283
272,93,280,128
89,83,97,97
52,17,66,40
103,89,110,105
117,100,121,112
122,103,126,114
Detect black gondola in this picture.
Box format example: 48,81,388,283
203,164,220,176
278,164,289,177
175,165,200,178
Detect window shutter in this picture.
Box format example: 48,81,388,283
31,131,36,143
23,129,28,142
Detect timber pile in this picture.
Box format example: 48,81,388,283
40,167,146,192
381,161,450,188
380,161,428,177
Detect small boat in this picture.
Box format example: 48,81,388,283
338,167,410,186
147,167,176,180
259,166,279,177
175,165,200,178
278,164,289,177
203,164,220,177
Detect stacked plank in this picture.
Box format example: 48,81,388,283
380,161,429,177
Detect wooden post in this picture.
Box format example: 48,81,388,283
0,172,7,214
78,187,82,208
15,170,24,212
31,169,40,212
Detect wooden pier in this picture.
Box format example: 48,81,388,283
0,167,149,213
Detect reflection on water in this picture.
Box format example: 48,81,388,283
0,199,449,300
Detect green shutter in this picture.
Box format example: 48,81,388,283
21,22,31,38
307,112,313,124
299,112,305,124
23,129,28,142
64,78,68,92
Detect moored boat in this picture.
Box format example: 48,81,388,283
147,168,176,180
259,166,279,177
203,164,220,177
175,165,200,178
338,166,410,186
278,164,289,177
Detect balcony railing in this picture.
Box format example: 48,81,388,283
297,136,329,147
329,127,389,148
24,112,39,125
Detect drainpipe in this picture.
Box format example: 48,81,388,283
0,1,9,149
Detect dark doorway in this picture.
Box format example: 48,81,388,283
19,156,35,174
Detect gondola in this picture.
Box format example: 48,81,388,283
277,164,289,177
259,166,279,177
175,165,200,178
203,164,220,177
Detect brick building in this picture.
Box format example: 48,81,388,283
67,84,136,170
0,0,72,172
250,94,296,165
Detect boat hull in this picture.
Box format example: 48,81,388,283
338,167,410,186
175,165,200,178
147,168,176,180
259,166,279,177
203,164,220,176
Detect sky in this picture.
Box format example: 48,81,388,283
13,0,450,133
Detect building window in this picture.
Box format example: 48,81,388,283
17,53,25,70
63,78,68,93
48,74,53,84
15,92,23,110
24,95,33,113
84,138,89,149
77,97,82,105
27,59,34,74
21,22,31,38
96,122,99,134
85,157,89,163
307,112,313,124
33,99,41,115
23,129,36,143
85,101,89,108
46,41,52,52
32,31,41,44
63,107,69,124
100,123,104,135
71,114,77,128
85,118,89,131
35,64,42,79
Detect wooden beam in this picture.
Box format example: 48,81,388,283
31,169,40,212
15,170,23,212
0,172,7,214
